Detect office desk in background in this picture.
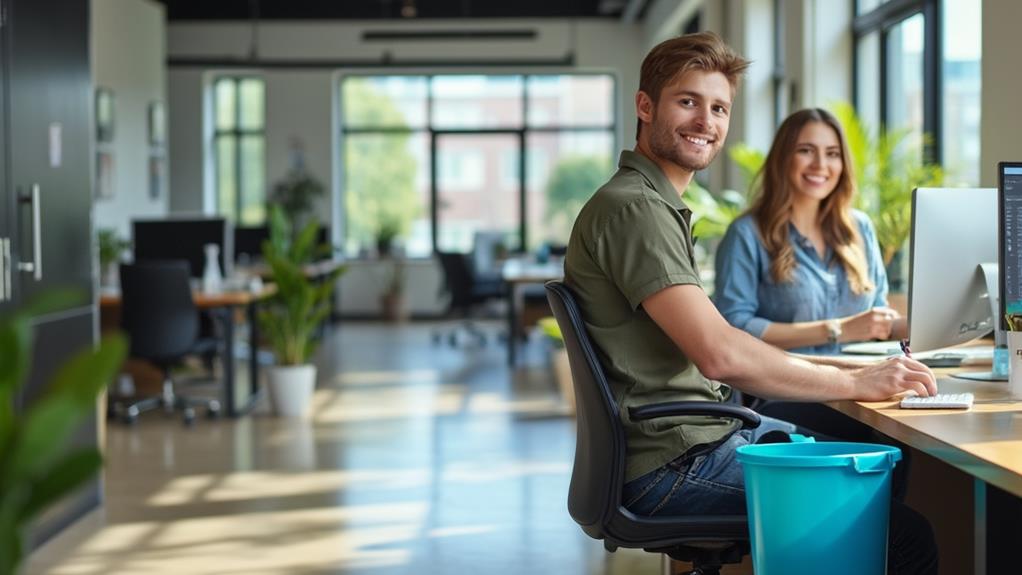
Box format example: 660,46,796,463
100,285,276,417
501,257,563,365
829,371,1022,574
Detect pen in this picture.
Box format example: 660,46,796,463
899,339,912,358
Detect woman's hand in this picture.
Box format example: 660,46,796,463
841,307,900,342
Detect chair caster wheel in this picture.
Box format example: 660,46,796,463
121,405,139,425
207,401,222,419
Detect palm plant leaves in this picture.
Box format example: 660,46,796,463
259,206,346,366
1,299,126,574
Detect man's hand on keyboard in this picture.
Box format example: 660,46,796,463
848,356,938,401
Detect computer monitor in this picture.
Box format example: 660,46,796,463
907,187,998,353
1000,163,1022,327
234,225,270,262
234,224,331,263
133,217,233,279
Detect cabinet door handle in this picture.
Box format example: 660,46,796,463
0,238,9,301
17,184,41,281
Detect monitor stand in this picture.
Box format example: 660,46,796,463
951,263,1005,381
952,370,1007,382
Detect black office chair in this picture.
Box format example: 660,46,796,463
545,280,760,575
434,251,505,346
115,261,222,425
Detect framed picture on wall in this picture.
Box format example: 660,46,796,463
148,101,165,147
95,88,114,143
96,151,114,199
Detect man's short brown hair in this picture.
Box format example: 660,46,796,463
637,31,751,138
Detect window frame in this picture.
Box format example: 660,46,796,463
338,72,618,257
852,0,942,163
212,75,266,224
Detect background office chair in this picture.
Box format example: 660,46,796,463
434,251,505,346
545,280,761,575
115,261,222,425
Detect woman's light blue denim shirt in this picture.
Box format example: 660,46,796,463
713,210,888,355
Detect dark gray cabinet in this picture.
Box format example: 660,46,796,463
0,0,98,546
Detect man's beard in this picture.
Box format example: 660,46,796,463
648,120,720,172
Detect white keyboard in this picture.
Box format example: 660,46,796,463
899,393,974,410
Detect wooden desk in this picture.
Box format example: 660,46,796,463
501,258,562,365
100,285,276,417
829,371,1022,574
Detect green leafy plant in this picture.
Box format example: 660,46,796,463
831,101,944,265
538,317,564,347
687,144,765,241
268,166,325,238
544,155,614,245
1,292,126,574
97,228,130,269
258,206,346,366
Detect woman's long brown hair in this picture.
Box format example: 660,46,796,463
746,108,873,294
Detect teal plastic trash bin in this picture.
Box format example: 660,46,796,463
736,441,902,575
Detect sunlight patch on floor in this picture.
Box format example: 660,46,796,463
33,504,428,575
146,469,433,506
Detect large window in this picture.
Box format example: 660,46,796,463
854,0,981,184
213,77,266,225
340,74,616,258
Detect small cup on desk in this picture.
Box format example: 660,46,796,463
1008,331,1022,397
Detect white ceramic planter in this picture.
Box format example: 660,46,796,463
266,364,316,417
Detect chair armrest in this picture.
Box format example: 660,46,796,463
628,401,761,430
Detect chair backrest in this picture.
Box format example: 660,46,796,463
119,261,200,362
544,280,627,539
436,251,476,310
546,280,750,555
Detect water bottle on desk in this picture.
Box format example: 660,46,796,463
202,243,223,293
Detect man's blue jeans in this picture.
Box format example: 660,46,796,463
622,415,797,516
621,415,938,575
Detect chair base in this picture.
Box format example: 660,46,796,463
650,542,747,575
432,320,491,347
111,378,221,426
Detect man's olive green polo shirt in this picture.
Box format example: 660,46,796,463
564,150,739,483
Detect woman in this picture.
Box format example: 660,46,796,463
714,108,905,355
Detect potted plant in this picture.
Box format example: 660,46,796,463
1,293,126,573
97,228,130,287
259,206,345,417
832,102,944,290
379,257,408,322
267,144,325,239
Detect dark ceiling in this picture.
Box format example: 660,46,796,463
156,0,635,21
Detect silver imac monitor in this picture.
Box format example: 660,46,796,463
907,187,998,353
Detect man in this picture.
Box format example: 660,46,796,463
564,32,938,574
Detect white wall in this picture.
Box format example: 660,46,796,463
981,0,1022,187
166,18,642,315
91,0,167,237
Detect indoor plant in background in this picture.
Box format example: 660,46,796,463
0,293,126,574
832,102,945,291
267,139,325,238
97,228,130,287
259,206,345,417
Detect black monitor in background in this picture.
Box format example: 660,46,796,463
132,217,233,279
234,226,270,262
1000,162,1022,328
234,224,331,263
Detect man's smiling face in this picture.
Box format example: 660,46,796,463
644,69,733,172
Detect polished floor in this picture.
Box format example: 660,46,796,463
25,321,666,574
